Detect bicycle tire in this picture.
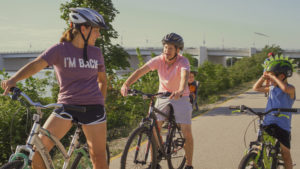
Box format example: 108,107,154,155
120,126,157,169
238,151,264,169
106,143,110,165
70,143,110,169
167,126,186,169
0,161,24,169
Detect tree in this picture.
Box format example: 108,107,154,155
60,0,130,74
183,53,198,71
226,57,239,67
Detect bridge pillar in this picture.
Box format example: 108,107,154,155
199,46,208,66
0,54,3,71
198,46,226,66
249,47,257,56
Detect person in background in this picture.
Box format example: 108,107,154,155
263,52,275,97
188,71,199,111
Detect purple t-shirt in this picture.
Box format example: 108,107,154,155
40,42,105,105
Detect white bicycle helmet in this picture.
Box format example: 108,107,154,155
68,7,108,63
69,7,108,29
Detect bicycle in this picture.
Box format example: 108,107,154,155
229,105,297,169
0,87,110,169
120,89,186,169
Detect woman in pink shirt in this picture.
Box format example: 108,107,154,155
121,33,194,169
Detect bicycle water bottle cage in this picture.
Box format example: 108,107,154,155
174,138,185,147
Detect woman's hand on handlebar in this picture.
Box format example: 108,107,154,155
120,83,129,97
170,90,183,100
1,79,16,96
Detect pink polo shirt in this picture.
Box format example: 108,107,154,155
145,54,190,96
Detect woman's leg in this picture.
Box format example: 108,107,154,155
82,122,108,169
180,124,194,167
32,114,73,169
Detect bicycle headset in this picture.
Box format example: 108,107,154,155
161,33,184,61
69,7,108,63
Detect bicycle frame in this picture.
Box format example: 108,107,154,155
9,108,85,169
4,87,93,169
248,130,279,169
142,97,183,161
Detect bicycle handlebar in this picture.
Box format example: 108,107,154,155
9,87,86,112
229,104,297,116
127,89,171,99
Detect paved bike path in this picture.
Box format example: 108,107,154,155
110,73,300,169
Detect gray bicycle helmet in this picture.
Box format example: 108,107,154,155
69,7,108,29
162,33,184,50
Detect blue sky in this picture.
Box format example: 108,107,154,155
1,0,300,52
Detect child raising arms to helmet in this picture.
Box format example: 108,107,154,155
253,55,296,169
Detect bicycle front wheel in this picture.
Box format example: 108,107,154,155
120,126,157,169
70,143,110,169
238,151,263,169
166,126,186,169
0,161,24,169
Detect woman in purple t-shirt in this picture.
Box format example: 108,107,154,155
1,8,109,169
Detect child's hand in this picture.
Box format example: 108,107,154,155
262,72,270,80
264,72,275,80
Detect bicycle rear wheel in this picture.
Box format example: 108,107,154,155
238,151,263,169
70,143,110,169
0,161,24,169
120,126,157,169
166,125,186,169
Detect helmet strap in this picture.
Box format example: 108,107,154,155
79,27,92,63
165,46,179,61
167,53,177,61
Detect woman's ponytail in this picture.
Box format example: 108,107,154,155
60,28,79,42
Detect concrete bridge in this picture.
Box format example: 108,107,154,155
1,47,300,71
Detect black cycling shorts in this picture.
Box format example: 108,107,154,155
263,124,291,149
54,104,106,125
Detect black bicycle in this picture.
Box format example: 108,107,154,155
0,87,110,169
229,105,297,169
120,89,186,169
